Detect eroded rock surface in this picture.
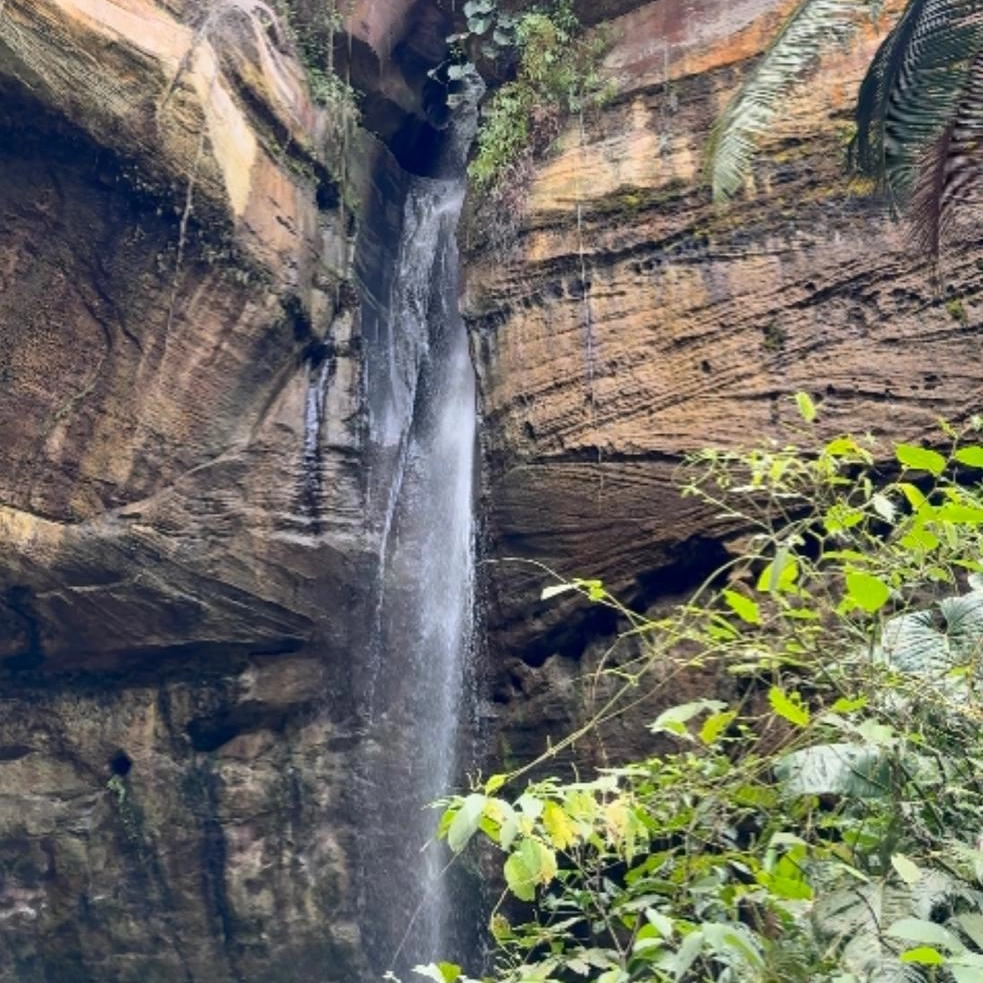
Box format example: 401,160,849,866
0,0,437,978
465,0,983,694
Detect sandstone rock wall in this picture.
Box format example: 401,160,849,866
0,0,434,978
465,0,983,695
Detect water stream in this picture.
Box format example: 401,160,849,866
353,86,480,979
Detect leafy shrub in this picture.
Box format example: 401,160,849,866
432,399,983,983
468,3,611,194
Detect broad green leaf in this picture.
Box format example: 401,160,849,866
776,743,891,797
891,854,922,885
499,812,519,851
520,838,557,887
516,793,543,819
826,436,867,458
447,793,486,853
757,869,813,900
900,524,942,551
935,503,983,524
769,686,810,727
955,445,983,468
896,444,946,476
699,710,737,746
502,839,559,902
671,930,705,979
899,947,944,965
412,964,462,983
722,589,761,624
886,917,962,952
795,391,817,423
645,909,674,939
957,913,983,950
845,570,890,613
503,852,536,902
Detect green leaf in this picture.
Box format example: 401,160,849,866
707,0,862,200
896,444,946,476
899,947,945,965
722,589,761,624
542,801,579,850
831,695,868,714
955,445,983,468
900,524,941,551
898,482,928,509
699,710,737,745
757,552,799,594
776,743,892,797
503,851,536,901
447,793,486,853
886,917,962,952
650,699,727,737
891,853,922,886
484,774,506,794
845,570,890,613
935,503,983,524
503,838,557,902
795,391,817,423
768,686,810,727
956,913,983,950
413,964,462,983
645,909,674,939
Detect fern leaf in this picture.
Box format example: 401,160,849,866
851,0,983,211
909,50,983,257
708,0,867,200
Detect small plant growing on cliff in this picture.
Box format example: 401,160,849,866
432,399,983,983
469,2,612,194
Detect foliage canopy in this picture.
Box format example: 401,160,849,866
429,401,983,983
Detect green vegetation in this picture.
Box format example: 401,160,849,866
947,298,969,324
468,2,611,193
431,396,983,983
285,1,360,152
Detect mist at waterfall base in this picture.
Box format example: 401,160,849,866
352,83,483,981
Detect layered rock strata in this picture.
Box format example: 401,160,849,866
0,0,441,978
466,0,983,705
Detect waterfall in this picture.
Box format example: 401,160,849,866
353,81,481,980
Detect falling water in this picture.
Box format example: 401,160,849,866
354,81,481,980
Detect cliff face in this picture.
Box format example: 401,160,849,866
0,1,436,978
1,0,982,979
465,0,983,707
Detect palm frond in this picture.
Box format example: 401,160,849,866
707,0,867,201
851,0,983,211
909,50,983,257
